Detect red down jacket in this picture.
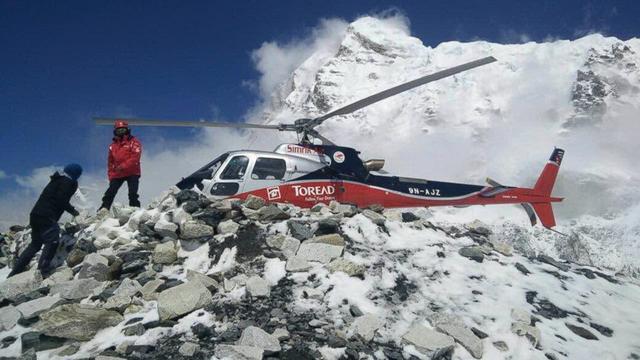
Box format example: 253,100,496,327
108,135,142,180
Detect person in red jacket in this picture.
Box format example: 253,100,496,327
99,120,142,210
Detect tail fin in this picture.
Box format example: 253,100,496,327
530,148,565,228
533,148,564,196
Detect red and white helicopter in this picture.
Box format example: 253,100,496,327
96,57,564,229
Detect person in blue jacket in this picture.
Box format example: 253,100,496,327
8,164,82,277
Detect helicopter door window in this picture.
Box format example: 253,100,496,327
210,182,240,196
219,156,250,180
251,157,287,180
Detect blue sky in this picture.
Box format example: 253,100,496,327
0,0,637,193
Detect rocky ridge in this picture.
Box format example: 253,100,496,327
0,188,639,359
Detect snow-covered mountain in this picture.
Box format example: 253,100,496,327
260,17,640,277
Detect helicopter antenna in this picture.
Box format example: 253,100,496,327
94,56,497,145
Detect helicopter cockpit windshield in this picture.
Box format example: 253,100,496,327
176,152,229,190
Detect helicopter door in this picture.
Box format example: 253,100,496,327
208,155,250,198
244,157,287,194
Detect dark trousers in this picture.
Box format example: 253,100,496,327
101,175,141,210
8,215,60,277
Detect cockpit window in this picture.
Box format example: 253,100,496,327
251,157,286,180
220,156,249,180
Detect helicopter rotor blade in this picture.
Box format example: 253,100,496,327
308,56,497,127
93,117,290,131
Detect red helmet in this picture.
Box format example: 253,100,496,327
114,120,129,129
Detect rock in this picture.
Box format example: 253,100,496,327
515,263,531,275
114,278,142,297
157,281,213,320
511,308,531,323
401,212,420,222
362,209,385,225
104,295,132,313
493,341,509,351
511,322,541,346
0,270,43,300
296,242,343,264
238,326,281,354
42,267,74,286
66,249,87,267
153,241,178,264
214,344,263,360
565,323,598,340
458,246,485,263
83,253,109,266
95,356,127,360
286,256,312,272
287,221,313,240
402,324,455,358
154,220,178,239
246,276,270,297
34,304,124,341
78,262,112,281
470,327,488,339
15,294,63,319
123,323,146,336
315,217,340,235
244,195,266,210
180,221,214,239
266,234,300,258
179,342,200,356
272,328,290,341
491,242,513,256
327,258,365,277
217,219,240,235
50,278,102,300
350,304,363,317
140,279,164,300
589,322,613,337
175,189,200,205
351,314,383,341
430,313,483,359
182,200,200,213
256,205,290,221
20,331,67,352
121,259,147,274
537,254,570,271
330,201,357,216
0,305,21,331
307,233,345,247
187,270,219,291
302,287,324,300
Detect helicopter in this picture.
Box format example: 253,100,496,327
95,56,564,229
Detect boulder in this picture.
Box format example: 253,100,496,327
255,205,290,221
154,220,178,239
157,281,213,320
272,328,290,341
238,326,281,354
214,345,262,360
491,242,513,256
179,342,200,356
511,322,541,346
34,304,123,341
402,324,455,358
50,278,102,300
187,270,219,291
246,276,270,297
296,242,343,264
114,278,142,297
104,294,132,313
565,323,598,340
287,221,313,240
78,262,112,281
307,233,345,247
43,267,74,287
430,313,483,359
0,305,21,331
180,221,214,240
351,314,383,341
330,201,356,216
458,246,485,263
537,254,570,271
140,279,165,301
123,323,146,336
0,270,43,300
217,219,240,235
267,234,300,259
362,209,386,225
315,218,340,235
153,241,178,264
15,294,64,319
244,195,266,210
327,258,365,277
83,253,109,266
285,256,312,272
